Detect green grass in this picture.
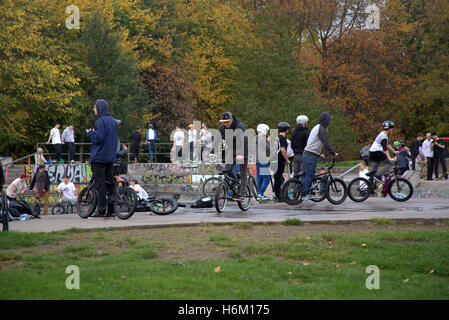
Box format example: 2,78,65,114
1,224,449,299
370,218,396,226
282,219,304,226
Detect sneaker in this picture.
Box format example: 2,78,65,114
261,195,270,201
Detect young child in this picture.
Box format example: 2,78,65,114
397,142,411,175
359,162,370,194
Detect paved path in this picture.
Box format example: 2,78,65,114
7,198,449,233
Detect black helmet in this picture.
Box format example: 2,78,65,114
383,120,395,130
277,122,290,133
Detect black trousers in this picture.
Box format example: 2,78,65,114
411,156,417,171
426,157,435,180
53,144,62,162
434,157,448,179
273,160,286,199
66,142,75,162
91,162,114,212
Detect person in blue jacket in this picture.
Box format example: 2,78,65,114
86,99,119,217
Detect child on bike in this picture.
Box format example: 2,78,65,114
367,120,398,182
57,175,78,205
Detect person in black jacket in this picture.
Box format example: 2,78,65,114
291,115,309,178
410,133,423,171
130,128,142,163
432,133,448,180
29,165,50,215
218,112,248,201
397,142,411,175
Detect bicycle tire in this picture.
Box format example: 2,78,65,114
115,187,139,219
214,182,228,213
281,178,303,205
150,198,178,215
388,177,413,202
52,204,65,215
248,175,258,199
237,184,253,211
347,177,371,202
310,177,327,202
202,177,222,197
326,178,348,205
77,186,98,218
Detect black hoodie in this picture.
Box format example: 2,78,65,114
291,125,310,155
218,116,248,162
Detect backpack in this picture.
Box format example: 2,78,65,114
190,197,213,208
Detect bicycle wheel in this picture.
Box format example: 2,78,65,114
388,177,413,202
115,187,138,220
214,182,228,213
326,178,347,205
150,198,178,215
347,178,371,202
310,177,327,202
237,184,253,211
77,186,98,218
248,175,258,199
202,177,222,197
281,178,303,205
52,204,65,215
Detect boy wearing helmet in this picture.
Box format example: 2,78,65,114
255,124,271,200
273,122,290,201
291,115,310,178
367,120,398,181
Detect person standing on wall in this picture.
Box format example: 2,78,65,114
422,132,435,181
146,124,157,162
431,132,448,180
130,127,142,163
46,122,63,163
86,99,119,217
61,124,76,163
410,133,423,171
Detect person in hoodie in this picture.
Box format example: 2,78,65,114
301,112,337,200
218,111,248,201
86,99,119,217
291,115,310,178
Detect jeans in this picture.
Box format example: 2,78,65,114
66,142,75,162
371,158,393,178
53,144,62,162
301,153,319,196
91,162,114,213
426,157,435,180
256,163,271,196
293,153,304,178
148,140,155,161
434,157,448,179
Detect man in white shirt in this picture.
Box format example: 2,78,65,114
172,126,185,161
200,122,213,162
6,174,29,200
129,180,149,201
188,124,197,162
46,122,63,163
57,175,78,204
422,132,435,180
61,124,75,163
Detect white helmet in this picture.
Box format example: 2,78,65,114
296,115,309,125
256,124,269,135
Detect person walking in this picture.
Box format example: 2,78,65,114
86,99,119,217
410,133,423,171
130,128,142,163
291,115,309,178
146,124,157,162
61,124,76,163
422,132,435,180
46,122,63,163
29,165,50,215
431,132,448,180
255,124,271,200
273,122,290,201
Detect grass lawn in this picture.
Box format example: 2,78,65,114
1,221,448,299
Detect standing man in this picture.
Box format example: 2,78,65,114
422,132,434,180
291,115,309,178
301,112,337,200
188,124,197,162
218,112,248,201
432,132,448,180
86,99,119,217
29,165,50,215
255,124,271,200
46,122,63,163
273,122,291,201
172,126,185,161
410,133,423,171
130,127,142,163
200,122,213,162
61,124,76,163
146,124,157,162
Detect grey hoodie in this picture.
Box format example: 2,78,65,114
303,112,335,156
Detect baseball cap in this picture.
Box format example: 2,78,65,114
318,167,325,171
20,174,29,179
219,112,233,123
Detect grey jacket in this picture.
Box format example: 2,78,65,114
303,112,335,156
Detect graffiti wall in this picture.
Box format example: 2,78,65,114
26,164,92,184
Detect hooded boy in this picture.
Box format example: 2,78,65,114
301,112,336,199
86,99,119,216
